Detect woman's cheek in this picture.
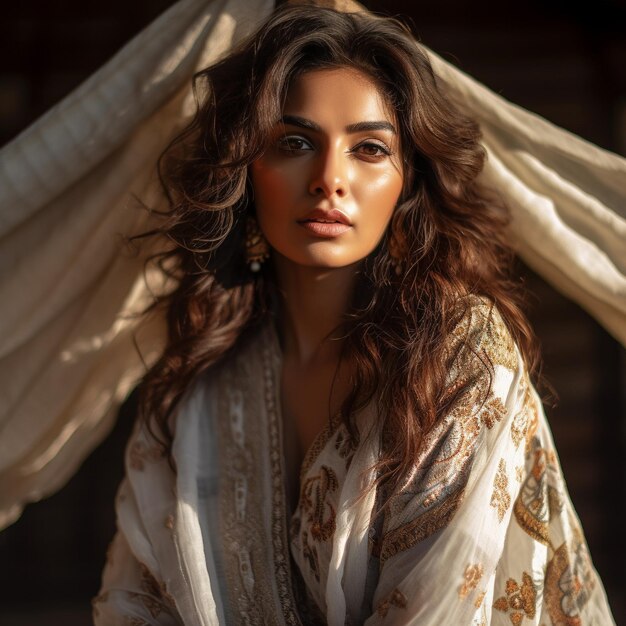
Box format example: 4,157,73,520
253,162,300,212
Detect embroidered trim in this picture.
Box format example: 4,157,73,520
263,333,303,625
214,328,302,625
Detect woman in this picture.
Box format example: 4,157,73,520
92,5,615,624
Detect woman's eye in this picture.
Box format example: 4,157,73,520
353,141,392,158
277,136,312,153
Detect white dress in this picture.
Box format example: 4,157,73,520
92,299,616,625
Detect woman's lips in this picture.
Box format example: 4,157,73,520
298,220,352,237
297,208,353,237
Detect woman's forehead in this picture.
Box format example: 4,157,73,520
282,67,397,128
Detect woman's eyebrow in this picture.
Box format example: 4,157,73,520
280,115,396,134
280,115,321,131
346,120,396,134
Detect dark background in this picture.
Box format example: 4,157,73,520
0,0,625,624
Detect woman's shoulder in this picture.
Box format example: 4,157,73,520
446,294,520,378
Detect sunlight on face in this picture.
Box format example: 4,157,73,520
250,67,404,270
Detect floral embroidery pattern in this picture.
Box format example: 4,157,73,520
459,563,484,599
483,308,518,370
493,572,537,625
334,425,356,467
380,301,519,563
545,538,596,625
380,488,465,563
514,437,563,546
491,459,511,522
295,465,339,581
376,588,408,617
299,414,343,479
479,395,507,429
510,381,537,449
301,465,338,541
301,534,321,582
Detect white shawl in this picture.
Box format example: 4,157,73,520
91,302,615,624
0,0,624,528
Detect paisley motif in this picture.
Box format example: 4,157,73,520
513,437,563,546
545,537,597,626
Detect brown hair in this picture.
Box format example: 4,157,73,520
136,5,540,493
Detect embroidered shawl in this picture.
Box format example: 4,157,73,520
92,301,615,625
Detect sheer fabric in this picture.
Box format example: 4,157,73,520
92,300,615,624
0,0,274,528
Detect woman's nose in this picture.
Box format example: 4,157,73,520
308,147,349,199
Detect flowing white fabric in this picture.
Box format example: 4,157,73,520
0,0,624,532
0,0,274,529
92,301,616,624
428,52,626,344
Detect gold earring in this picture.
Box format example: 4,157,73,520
245,215,270,272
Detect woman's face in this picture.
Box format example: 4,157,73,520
250,67,404,270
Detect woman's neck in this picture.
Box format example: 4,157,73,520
272,253,359,366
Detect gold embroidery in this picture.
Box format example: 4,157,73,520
479,302,518,371
262,338,303,625
515,466,524,483
213,331,303,625
475,591,486,608
139,563,162,597
479,396,507,429
493,572,537,625
128,563,177,617
296,465,339,581
380,488,465,563
459,563,484,599
141,595,163,619
380,299,521,563
524,400,539,454
545,537,596,625
334,425,356,466
513,438,563,547
300,414,343,480
510,379,536,448
376,588,408,617
301,530,321,582
491,459,511,522
447,297,516,371
302,465,338,542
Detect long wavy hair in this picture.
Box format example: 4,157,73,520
136,5,540,494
